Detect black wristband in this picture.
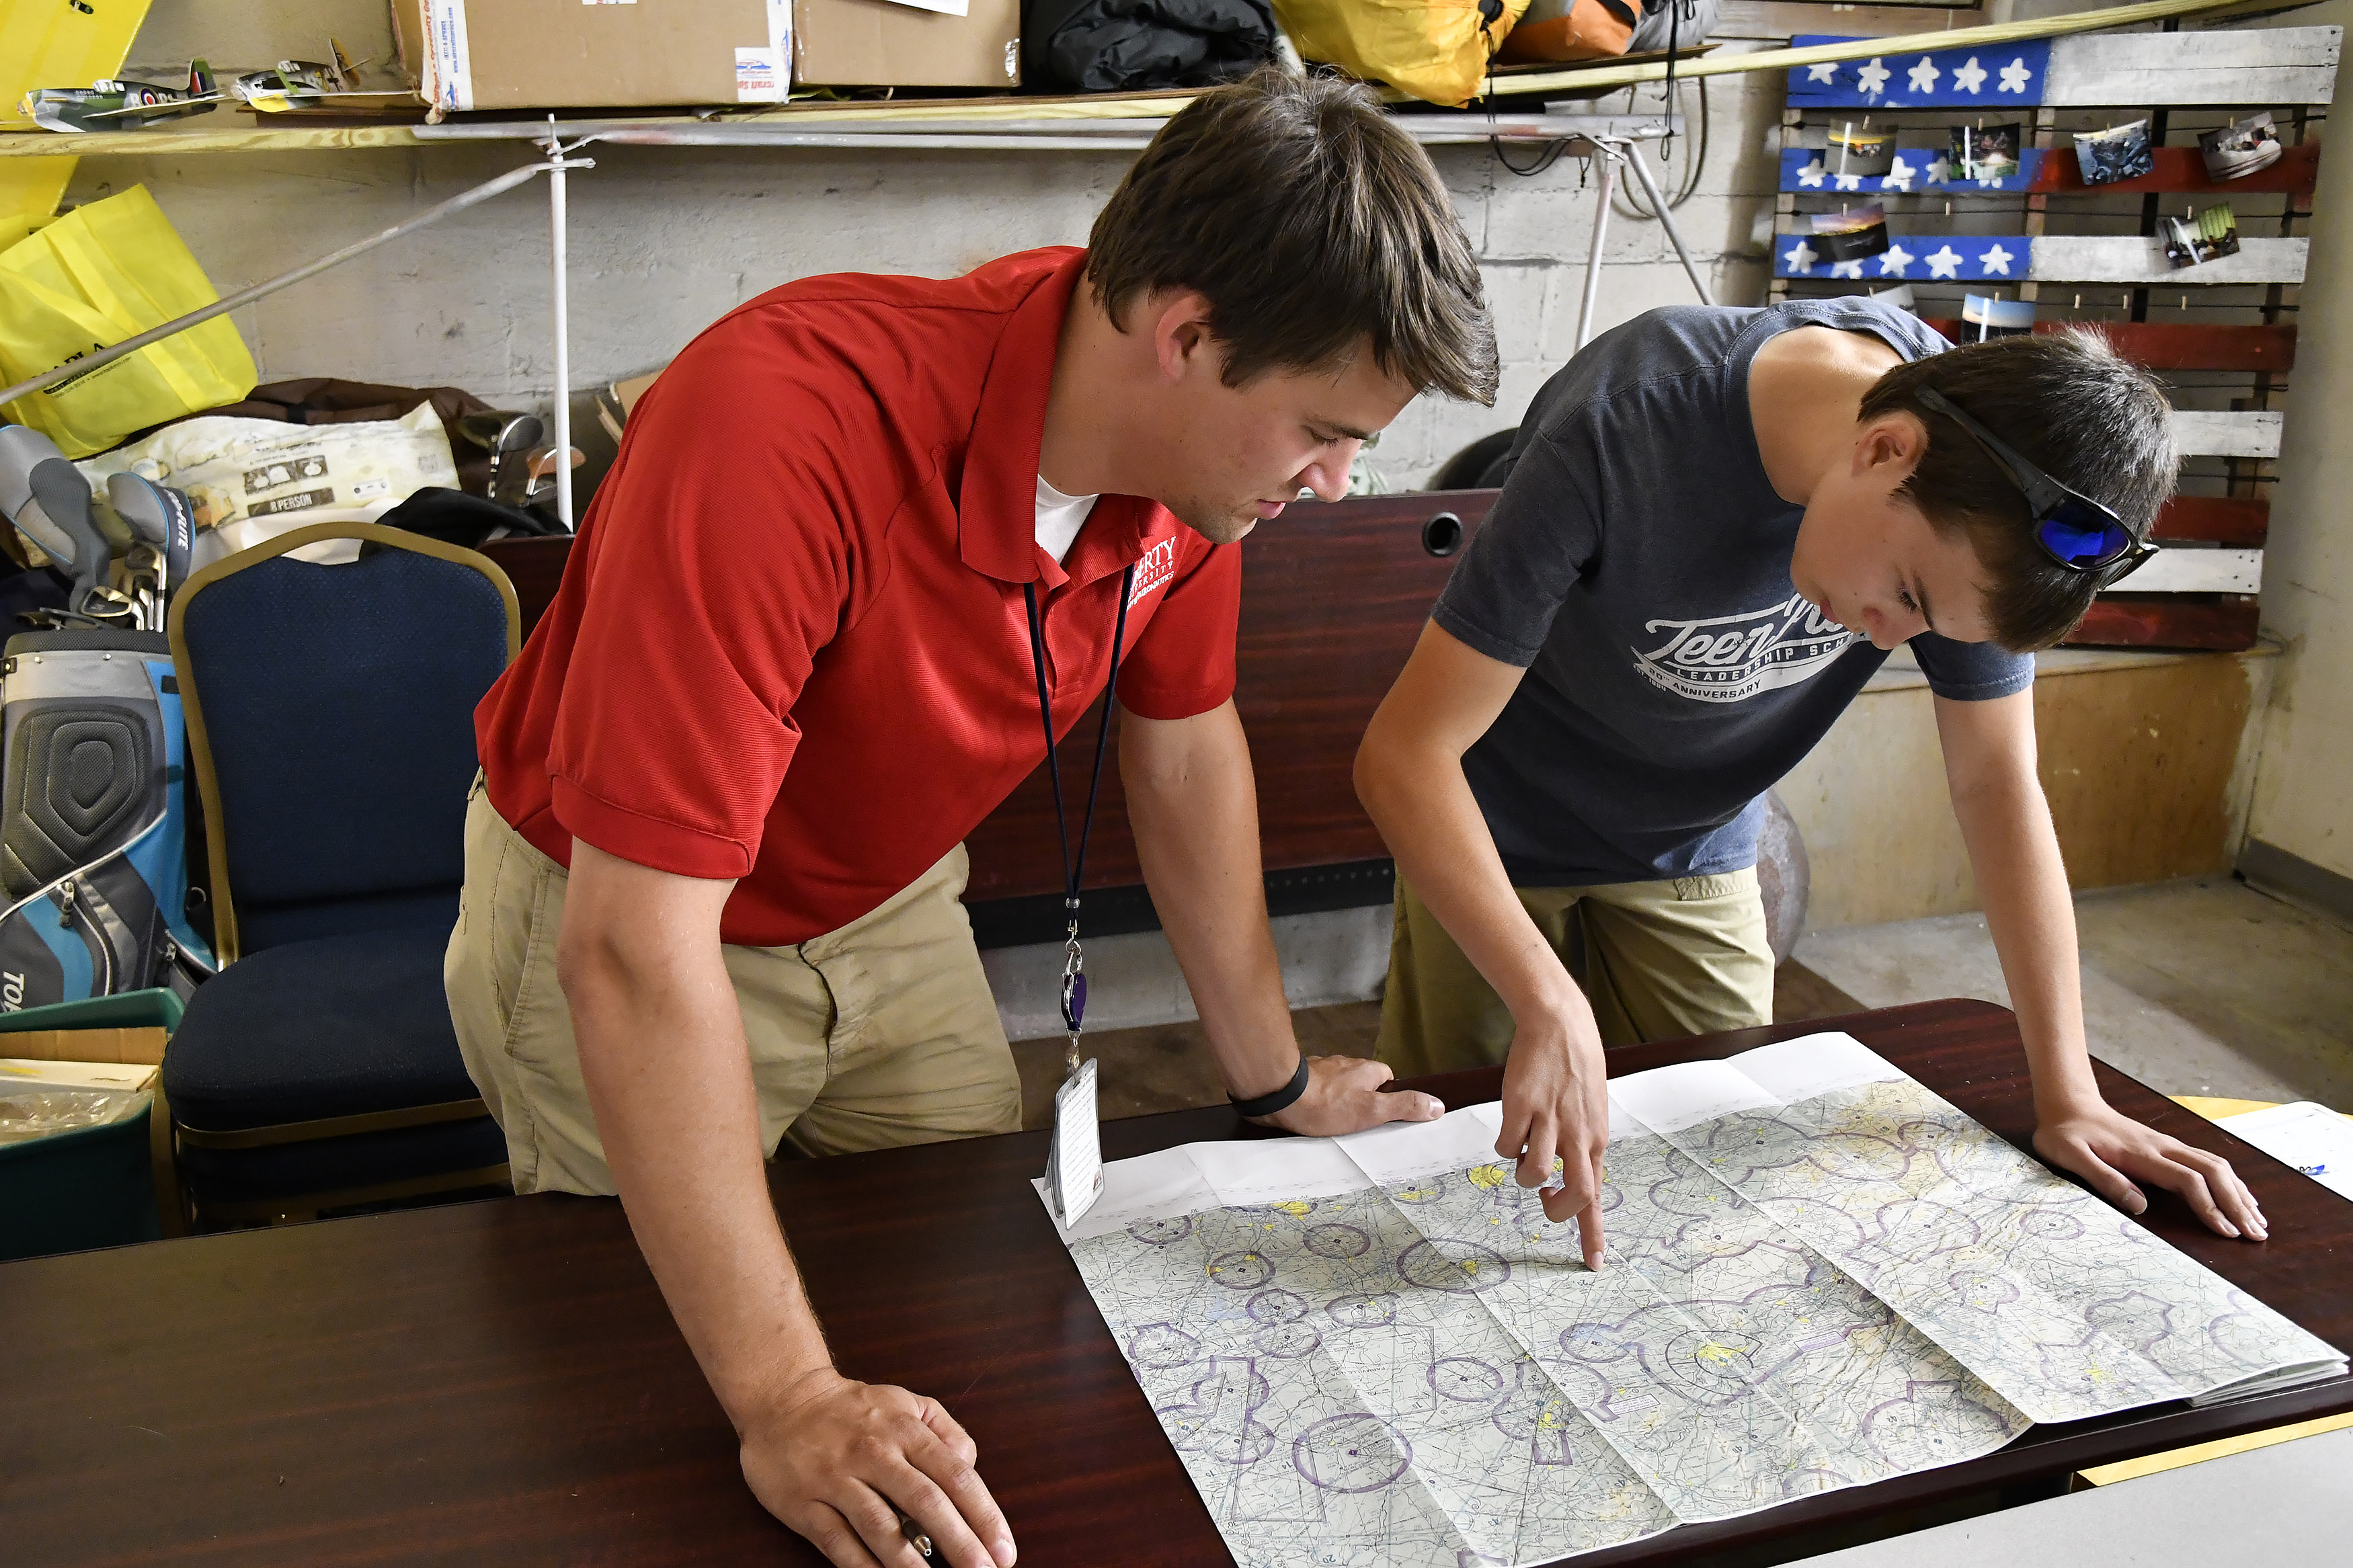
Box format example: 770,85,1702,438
1230,1057,1311,1120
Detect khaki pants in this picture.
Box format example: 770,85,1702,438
444,783,1022,1196
1376,868,1776,1078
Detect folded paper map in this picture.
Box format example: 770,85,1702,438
1037,1033,2343,1568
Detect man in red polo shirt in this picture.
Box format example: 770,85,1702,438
445,71,1497,1567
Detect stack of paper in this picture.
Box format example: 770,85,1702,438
1039,1034,2344,1568
2219,1100,2353,1202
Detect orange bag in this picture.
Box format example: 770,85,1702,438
1499,0,1636,63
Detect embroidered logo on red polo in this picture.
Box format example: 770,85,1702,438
1632,593,1859,704
1128,536,1181,606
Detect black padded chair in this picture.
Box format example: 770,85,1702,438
159,521,518,1223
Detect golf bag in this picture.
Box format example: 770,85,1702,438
0,628,214,1010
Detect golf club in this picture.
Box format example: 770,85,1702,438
456,411,545,507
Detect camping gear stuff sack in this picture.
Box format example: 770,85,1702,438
1499,0,1634,63
1024,0,1279,93
1501,0,1716,65
0,185,258,458
0,628,213,1012
1272,0,1533,106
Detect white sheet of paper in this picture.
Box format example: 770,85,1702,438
2220,1100,2353,1200
1727,1030,1907,1102
1048,1058,1103,1227
1608,1057,1782,1133
1333,1104,1501,1186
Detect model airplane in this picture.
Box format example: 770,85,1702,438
22,60,220,133
22,41,417,132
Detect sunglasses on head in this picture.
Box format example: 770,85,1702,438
1913,385,2156,583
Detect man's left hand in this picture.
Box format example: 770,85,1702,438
1256,1055,1443,1137
2034,1099,2267,1241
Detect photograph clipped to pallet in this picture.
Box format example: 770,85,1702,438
2075,116,2157,185
2163,202,2242,268
1829,118,1896,179
2202,112,2286,181
1950,121,2021,182
1962,292,2037,341
1810,202,1892,262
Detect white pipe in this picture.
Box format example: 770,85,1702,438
549,140,574,531
1575,151,1618,354
1614,138,1715,308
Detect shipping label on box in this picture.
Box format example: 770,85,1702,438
420,0,477,112
738,0,795,100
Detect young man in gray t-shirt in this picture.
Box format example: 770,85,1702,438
1355,298,2265,1269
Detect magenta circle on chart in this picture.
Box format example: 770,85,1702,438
1205,1250,1275,1290
1127,1216,1194,1246
1303,1223,1371,1260
1254,1321,1322,1359
1326,1291,1398,1329
1428,1357,1504,1403
1127,1323,1199,1370
1397,1237,1511,1294
1248,1288,1309,1325
1293,1413,1412,1492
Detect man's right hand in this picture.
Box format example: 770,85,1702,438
742,1368,1015,1568
1497,1007,1613,1272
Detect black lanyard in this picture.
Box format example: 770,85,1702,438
1023,563,1136,1076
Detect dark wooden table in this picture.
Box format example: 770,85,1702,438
5,999,2347,1566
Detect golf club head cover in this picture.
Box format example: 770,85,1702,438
0,424,82,569
106,472,197,589
29,458,110,603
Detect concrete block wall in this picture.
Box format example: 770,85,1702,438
89,4,1790,491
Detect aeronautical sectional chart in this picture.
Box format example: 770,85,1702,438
1037,1034,2345,1568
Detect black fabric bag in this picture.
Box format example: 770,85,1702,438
376,487,565,550
1024,0,1277,94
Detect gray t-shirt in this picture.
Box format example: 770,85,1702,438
1433,298,2034,888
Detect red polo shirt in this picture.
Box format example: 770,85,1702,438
475,247,1240,946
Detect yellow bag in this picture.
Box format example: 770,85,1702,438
0,185,257,457
1273,0,1533,107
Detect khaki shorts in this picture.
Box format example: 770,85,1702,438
444,782,1022,1196
1376,868,1776,1079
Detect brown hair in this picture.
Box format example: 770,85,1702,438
1085,67,1498,404
1861,328,2176,651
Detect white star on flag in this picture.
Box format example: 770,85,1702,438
1884,155,1917,192
1783,239,1819,273
1907,58,1940,93
1856,58,1891,97
1977,171,2008,190
1952,56,1987,93
1798,158,1827,188
1878,243,1915,276
1925,244,1964,278
1835,173,1863,192
1806,61,1839,83
1981,243,2015,275
1831,259,1866,279
1999,57,2032,93
1925,155,1952,184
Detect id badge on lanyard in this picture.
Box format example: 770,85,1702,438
1031,563,1135,1230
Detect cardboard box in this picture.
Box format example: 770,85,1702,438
395,0,1019,111
795,0,1023,89
0,1026,168,1067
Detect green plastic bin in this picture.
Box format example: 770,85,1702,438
0,989,184,1262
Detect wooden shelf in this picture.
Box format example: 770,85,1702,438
1916,321,2295,372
